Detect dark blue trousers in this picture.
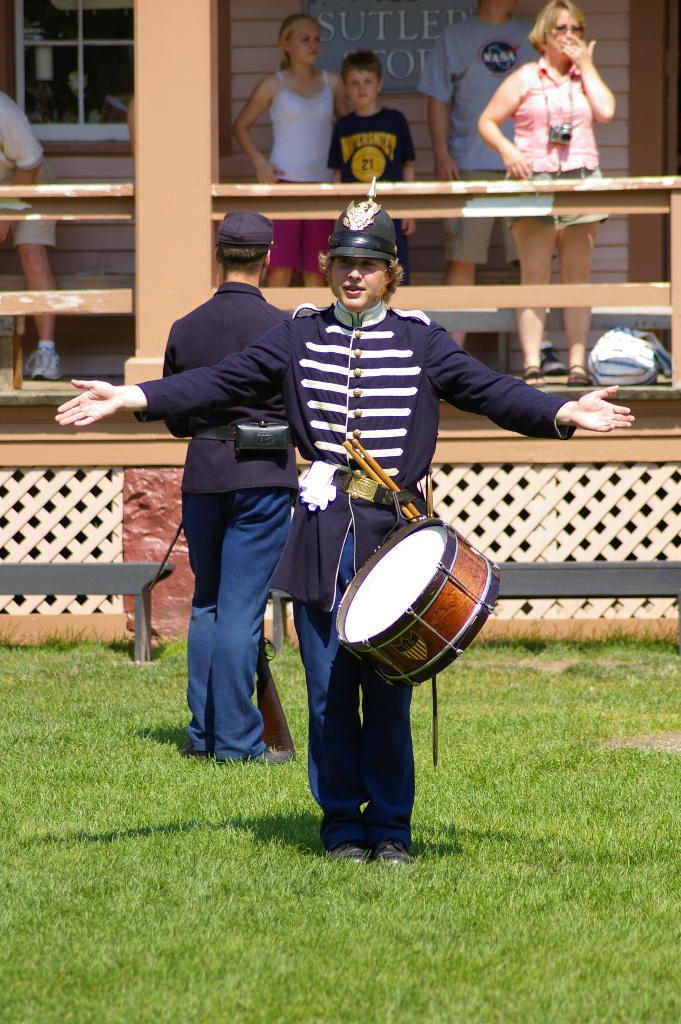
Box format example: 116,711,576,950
294,533,414,852
182,487,291,761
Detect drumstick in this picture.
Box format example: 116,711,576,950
346,440,421,521
342,438,421,521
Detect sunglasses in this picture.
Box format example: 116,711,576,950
552,23,584,35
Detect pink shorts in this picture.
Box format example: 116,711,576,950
270,218,335,274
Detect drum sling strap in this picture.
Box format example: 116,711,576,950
426,468,438,769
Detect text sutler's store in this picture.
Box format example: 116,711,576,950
0,0,679,643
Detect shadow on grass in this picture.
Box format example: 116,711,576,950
29,814,483,860
30,811,322,856
475,634,678,657
27,817,529,862
135,722,188,750
107,638,178,661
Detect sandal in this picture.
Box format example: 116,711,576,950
522,365,545,386
567,365,591,387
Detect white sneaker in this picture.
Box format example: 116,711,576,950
26,348,62,381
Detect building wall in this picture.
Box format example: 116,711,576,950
223,0,630,296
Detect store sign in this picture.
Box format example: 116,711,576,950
307,0,477,92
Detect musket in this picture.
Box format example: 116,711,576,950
256,625,296,755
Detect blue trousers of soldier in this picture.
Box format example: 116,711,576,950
182,487,291,761
294,532,414,852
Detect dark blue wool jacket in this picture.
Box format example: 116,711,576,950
162,281,298,494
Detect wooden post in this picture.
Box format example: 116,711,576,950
126,0,218,384
0,315,23,391
670,190,681,387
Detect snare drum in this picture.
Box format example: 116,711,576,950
337,519,499,686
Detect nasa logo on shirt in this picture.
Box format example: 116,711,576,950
480,41,521,76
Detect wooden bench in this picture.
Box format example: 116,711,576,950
272,559,681,654
0,562,175,662
499,560,681,651
270,589,292,654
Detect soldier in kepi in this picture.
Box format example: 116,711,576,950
56,185,634,866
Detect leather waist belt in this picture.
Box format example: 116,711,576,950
333,467,418,508
192,426,237,440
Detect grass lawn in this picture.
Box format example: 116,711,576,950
2,635,681,1023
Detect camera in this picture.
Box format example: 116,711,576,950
548,122,573,145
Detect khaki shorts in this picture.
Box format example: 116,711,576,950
2,159,57,248
508,167,607,230
444,168,518,265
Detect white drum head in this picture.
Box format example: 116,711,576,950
343,525,447,643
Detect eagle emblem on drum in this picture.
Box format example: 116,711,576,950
394,631,428,662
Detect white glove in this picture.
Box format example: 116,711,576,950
300,461,337,512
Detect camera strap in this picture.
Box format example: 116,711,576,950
541,69,574,134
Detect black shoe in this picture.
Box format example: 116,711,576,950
180,740,209,761
328,841,370,863
249,747,295,765
371,838,413,865
540,341,567,376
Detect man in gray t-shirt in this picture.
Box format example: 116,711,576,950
418,0,535,344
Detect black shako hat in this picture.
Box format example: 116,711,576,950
327,178,397,261
217,211,273,246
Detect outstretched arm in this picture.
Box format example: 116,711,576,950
555,387,634,432
55,380,147,427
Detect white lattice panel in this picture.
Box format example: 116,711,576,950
3,462,680,623
431,462,681,621
0,468,123,615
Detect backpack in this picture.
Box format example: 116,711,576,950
587,328,671,386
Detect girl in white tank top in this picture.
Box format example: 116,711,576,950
233,14,348,287
269,70,334,183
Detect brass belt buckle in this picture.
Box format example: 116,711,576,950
347,470,378,502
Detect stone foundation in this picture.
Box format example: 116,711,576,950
123,468,193,640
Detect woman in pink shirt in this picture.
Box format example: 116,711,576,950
478,0,615,386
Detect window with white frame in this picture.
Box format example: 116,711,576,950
15,0,133,141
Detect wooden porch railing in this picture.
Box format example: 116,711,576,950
0,184,134,320
214,177,681,386
0,177,680,384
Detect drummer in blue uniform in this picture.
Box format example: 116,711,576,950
56,188,634,865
